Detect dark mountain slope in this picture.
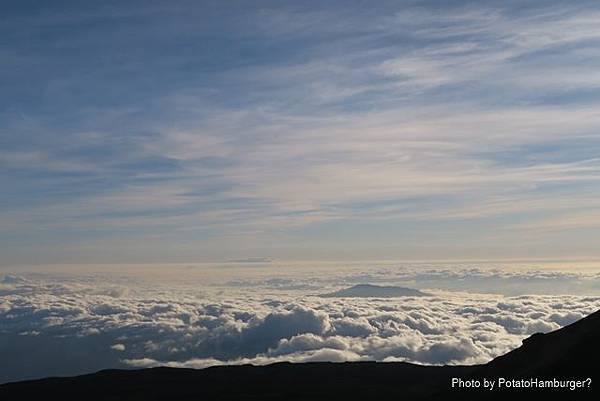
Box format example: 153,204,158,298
0,363,474,401
474,307,600,379
434,308,599,399
1,310,598,401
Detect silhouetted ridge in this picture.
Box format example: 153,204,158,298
474,307,600,379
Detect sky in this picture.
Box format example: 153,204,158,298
2,0,600,265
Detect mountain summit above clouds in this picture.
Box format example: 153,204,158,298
0,274,29,284
1,308,597,400
319,284,427,298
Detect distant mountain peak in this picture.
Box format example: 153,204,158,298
320,284,427,298
0,275,29,284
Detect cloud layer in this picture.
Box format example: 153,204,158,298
2,267,600,383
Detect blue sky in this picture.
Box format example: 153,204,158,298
2,0,600,264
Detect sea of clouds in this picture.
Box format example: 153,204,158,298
1,262,600,383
